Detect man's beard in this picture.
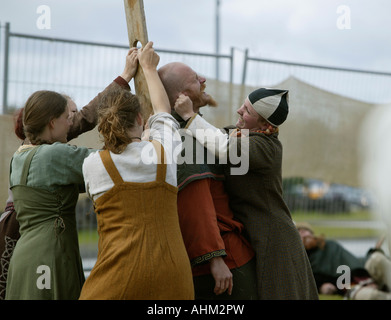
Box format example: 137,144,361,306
203,93,218,107
194,83,218,108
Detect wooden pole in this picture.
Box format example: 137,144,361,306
123,0,152,121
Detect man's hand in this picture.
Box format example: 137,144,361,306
210,256,233,295
320,282,337,295
174,94,195,120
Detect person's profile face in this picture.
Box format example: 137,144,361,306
68,100,77,119
236,98,260,130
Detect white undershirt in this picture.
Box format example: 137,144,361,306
82,112,181,201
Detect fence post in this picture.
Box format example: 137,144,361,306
215,0,221,80
228,47,234,124
229,47,234,84
241,48,248,86
2,22,9,114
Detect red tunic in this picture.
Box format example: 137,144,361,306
177,178,254,277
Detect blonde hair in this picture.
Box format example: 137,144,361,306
98,87,141,154
256,114,279,135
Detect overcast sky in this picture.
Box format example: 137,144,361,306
1,0,390,73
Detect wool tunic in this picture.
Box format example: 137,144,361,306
172,112,255,280
186,115,319,299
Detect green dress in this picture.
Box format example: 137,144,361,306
6,143,93,300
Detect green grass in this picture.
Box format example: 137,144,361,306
291,209,382,239
319,294,344,300
77,209,382,245
78,229,98,245
291,210,373,221
312,227,380,239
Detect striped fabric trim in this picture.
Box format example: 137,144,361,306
4,203,14,214
191,249,227,267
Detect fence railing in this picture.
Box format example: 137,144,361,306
0,22,234,114
241,48,391,104
3,22,391,115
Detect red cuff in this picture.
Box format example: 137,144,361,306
114,76,130,90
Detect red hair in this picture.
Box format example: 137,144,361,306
14,108,26,140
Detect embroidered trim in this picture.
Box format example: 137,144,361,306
191,249,227,267
0,235,18,300
234,126,279,137
184,114,198,129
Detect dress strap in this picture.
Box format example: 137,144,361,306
20,146,39,185
150,140,167,183
99,149,124,185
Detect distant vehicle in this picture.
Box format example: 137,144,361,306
283,178,372,213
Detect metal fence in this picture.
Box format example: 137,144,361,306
2,22,391,112
241,48,391,105
0,22,234,115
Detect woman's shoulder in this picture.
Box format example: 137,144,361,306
147,113,181,149
39,142,75,151
37,143,95,162
248,132,281,147
34,143,68,157
149,112,180,129
151,111,177,120
83,149,102,167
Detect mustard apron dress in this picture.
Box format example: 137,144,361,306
79,141,194,299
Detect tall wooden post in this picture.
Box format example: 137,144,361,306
123,0,152,121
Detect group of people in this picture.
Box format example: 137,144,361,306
0,41,320,300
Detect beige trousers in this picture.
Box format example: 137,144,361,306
352,252,391,300
365,251,391,289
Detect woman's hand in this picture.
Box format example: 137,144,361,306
210,257,233,295
138,41,160,72
121,47,138,82
137,41,170,114
174,94,195,120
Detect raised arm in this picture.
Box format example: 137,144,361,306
67,47,138,141
138,42,171,115
174,95,230,158
120,47,139,82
